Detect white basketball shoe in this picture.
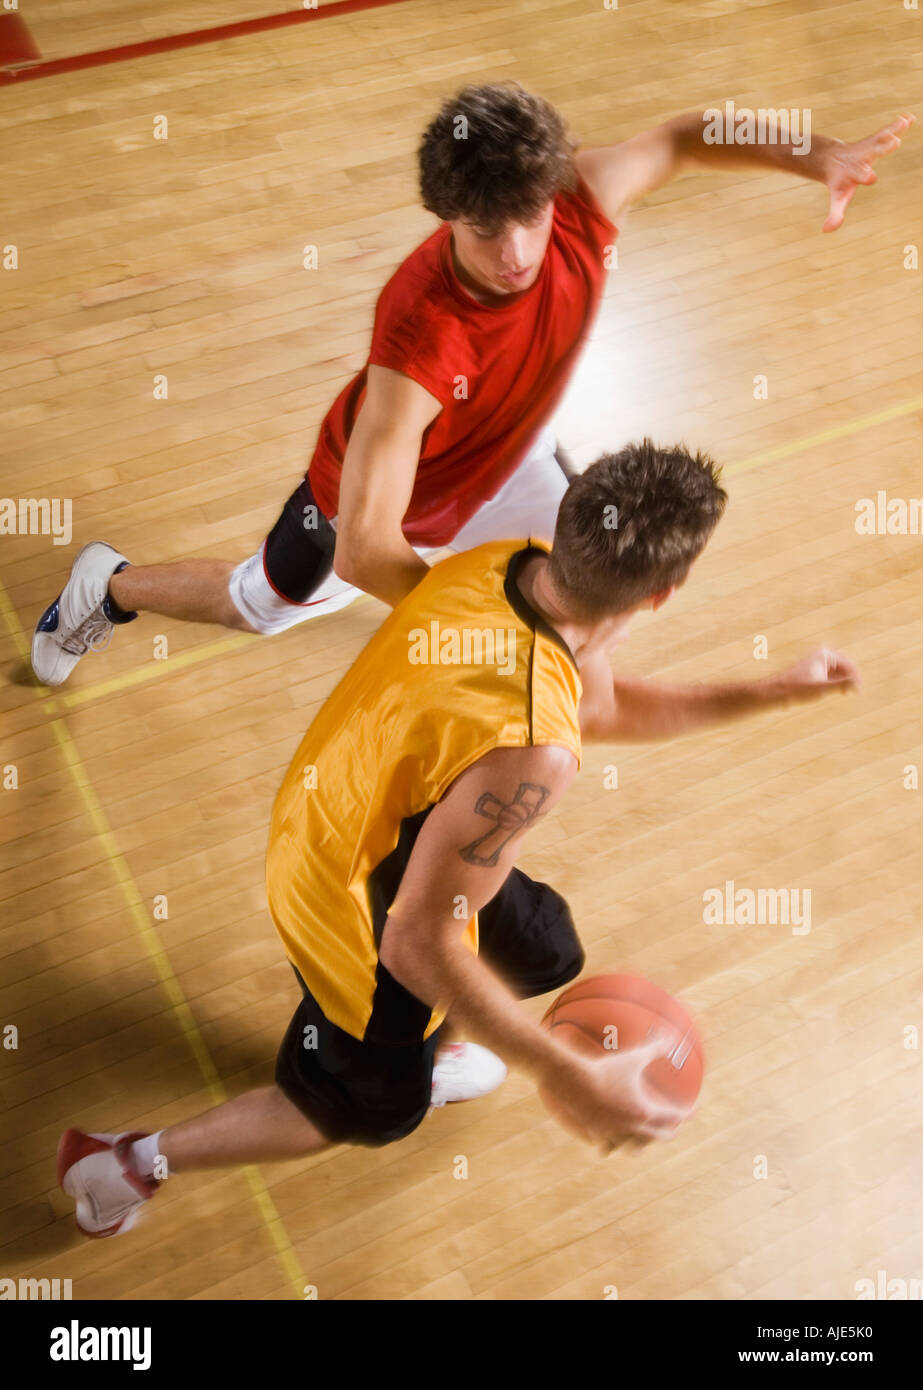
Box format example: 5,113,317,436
430,1042,508,1108
31,542,136,686
57,1129,158,1238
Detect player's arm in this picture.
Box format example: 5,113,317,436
380,744,686,1147
576,111,914,231
578,646,861,743
333,364,443,608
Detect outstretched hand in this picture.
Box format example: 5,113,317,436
779,647,861,699
821,112,915,232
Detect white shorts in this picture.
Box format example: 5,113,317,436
228,425,567,635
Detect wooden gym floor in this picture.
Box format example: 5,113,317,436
1,0,921,1300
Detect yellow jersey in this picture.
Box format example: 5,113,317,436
266,539,582,1042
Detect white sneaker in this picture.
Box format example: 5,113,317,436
57,1129,158,1238
430,1042,508,1108
32,541,136,686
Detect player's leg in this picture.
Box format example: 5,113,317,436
159,1085,330,1171
108,557,253,630
55,1086,329,1240
30,476,362,685
57,898,556,1238
57,971,434,1237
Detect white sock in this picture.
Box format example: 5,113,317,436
129,1131,165,1180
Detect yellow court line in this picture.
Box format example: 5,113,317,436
725,394,923,476
0,579,307,1300
59,632,254,708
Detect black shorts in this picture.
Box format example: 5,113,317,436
274,868,584,1148
263,474,338,604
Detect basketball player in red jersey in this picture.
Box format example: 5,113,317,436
32,88,913,683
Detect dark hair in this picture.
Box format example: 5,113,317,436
548,439,728,617
418,82,577,231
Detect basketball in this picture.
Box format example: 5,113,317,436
539,973,704,1109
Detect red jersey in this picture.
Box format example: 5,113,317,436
307,174,616,546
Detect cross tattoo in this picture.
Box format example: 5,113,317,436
459,782,550,867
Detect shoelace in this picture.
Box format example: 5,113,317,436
60,610,113,656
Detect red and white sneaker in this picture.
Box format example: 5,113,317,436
430,1042,507,1109
57,1129,158,1238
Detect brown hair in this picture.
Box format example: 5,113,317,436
418,83,577,232
548,439,728,617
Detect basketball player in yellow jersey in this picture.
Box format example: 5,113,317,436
58,441,859,1236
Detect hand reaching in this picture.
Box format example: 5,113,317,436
821,112,915,232
778,646,861,700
